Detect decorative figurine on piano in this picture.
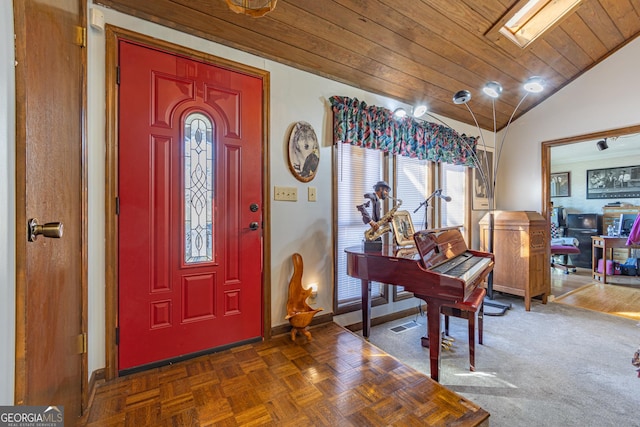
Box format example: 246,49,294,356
356,181,402,246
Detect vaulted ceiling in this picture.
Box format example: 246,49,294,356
96,0,640,131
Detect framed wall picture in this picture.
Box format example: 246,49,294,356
287,121,319,182
391,210,415,246
472,147,493,210
550,172,570,197
586,165,640,199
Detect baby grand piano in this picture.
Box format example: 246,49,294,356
345,227,494,382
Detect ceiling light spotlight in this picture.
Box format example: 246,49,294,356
393,108,407,118
596,139,608,151
523,76,545,93
452,90,472,105
482,81,503,98
413,105,428,117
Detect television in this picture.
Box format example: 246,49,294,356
617,213,638,237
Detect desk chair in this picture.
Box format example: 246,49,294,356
551,243,580,273
550,223,581,274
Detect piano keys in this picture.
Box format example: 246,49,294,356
413,227,494,298
345,227,493,382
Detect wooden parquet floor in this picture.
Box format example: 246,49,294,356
81,323,488,426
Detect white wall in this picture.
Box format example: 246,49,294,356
551,155,640,214
0,0,16,405
496,37,640,212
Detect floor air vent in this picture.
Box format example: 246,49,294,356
390,321,419,333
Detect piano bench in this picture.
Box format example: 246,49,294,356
441,287,486,372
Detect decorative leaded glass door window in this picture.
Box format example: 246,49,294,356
184,112,214,264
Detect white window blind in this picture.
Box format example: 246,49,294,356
396,156,432,232
442,162,466,235
335,145,469,310
336,144,385,307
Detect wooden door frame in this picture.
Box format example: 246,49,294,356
104,26,271,379
540,124,640,288
13,0,88,412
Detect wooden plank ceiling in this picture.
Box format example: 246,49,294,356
96,0,640,131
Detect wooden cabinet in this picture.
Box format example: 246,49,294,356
480,211,548,311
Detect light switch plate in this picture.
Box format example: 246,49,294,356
274,186,297,201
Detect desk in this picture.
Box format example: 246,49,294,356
591,236,639,284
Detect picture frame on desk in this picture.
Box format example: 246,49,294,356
586,165,640,199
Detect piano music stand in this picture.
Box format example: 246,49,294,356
414,193,510,316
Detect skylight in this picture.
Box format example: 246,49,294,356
493,0,584,49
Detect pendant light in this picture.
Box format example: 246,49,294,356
225,0,277,17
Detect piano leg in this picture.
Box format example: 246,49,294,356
425,299,444,382
360,280,443,382
361,279,371,338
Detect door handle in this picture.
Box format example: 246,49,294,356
248,221,259,231
28,218,63,242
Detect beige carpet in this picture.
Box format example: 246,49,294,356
553,282,640,321
368,294,640,427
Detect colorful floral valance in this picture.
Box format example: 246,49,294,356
329,96,478,166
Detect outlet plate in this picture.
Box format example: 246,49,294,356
274,186,297,201
308,187,317,202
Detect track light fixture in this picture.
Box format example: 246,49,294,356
482,81,503,98
523,76,545,93
596,139,608,151
393,106,428,119
452,90,472,105
413,105,428,118
400,76,545,128
393,108,407,118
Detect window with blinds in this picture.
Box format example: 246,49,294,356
335,144,386,310
441,162,467,234
335,144,468,312
396,156,432,232
394,156,432,298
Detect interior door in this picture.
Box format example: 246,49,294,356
13,0,85,423
117,40,263,371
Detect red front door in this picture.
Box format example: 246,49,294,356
118,40,263,371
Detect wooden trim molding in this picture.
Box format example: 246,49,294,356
271,312,333,337
343,304,427,333
541,124,640,297
540,124,640,219
78,368,105,425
